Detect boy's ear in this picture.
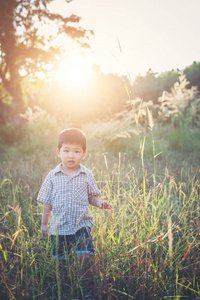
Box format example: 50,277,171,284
83,151,87,158
57,148,60,157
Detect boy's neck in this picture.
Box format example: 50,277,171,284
61,164,80,177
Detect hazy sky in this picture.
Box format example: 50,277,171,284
49,0,200,80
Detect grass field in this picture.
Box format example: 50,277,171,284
0,120,200,299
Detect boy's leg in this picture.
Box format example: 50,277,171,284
74,227,95,298
78,253,94,296
51,235,71,259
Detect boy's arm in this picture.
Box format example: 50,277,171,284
41,203,52,238
89,196,113,210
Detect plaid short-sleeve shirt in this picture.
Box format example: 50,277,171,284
37,163,101,235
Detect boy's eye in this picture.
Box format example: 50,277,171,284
75,151,80,153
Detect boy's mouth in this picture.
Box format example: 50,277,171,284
68,160,75,164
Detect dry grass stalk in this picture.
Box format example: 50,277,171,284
168,216,173,258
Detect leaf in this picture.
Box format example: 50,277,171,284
180,244,191,263
154,152,162,158
140,137,146,159
3,250,7,262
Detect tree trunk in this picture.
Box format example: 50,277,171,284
0,0,25,119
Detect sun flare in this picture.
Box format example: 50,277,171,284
54,57,93,88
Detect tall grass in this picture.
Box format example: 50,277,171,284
0,145,199,299
0,93,200,299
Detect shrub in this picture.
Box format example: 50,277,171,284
168,126,200,154
84,98,157,152
0,122,24,145
158,73,200,126
19,106,65,154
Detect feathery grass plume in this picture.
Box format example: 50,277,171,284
158,73,200,125
147,107,156,187
147,107,154,129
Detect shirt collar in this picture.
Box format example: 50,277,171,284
53,163,86,176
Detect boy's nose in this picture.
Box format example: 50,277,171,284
68,152,74,157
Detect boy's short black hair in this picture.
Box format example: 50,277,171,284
58,128,86,152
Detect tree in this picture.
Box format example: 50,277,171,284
0,0,92,117
132,68,180,103
184,61,200,89
159,69,179,91
132,69,161,102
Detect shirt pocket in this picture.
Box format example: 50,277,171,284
74,184,89,206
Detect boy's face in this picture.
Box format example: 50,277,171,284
57,143,86,173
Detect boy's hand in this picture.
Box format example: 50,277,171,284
98,200,113,210
41,225,49,239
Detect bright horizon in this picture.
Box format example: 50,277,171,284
48,0,200,81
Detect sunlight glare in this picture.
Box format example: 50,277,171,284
54,57,93,88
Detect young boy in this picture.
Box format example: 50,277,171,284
37,128,113,299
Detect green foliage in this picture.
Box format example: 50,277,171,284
184,61,200,89
132,69,161,102
168,126,200,155
159,69,180,89
131,62,200,104
132,68,180,103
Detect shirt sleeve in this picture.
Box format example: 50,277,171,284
37,171,53,205
87,171,101,198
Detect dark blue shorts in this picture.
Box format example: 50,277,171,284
51,227,94,260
